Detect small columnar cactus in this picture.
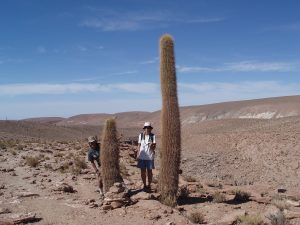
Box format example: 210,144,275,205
158,34,181,207
100,118,123,192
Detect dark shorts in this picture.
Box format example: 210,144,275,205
137,159,155,170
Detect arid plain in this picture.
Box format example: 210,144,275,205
1,95,300,225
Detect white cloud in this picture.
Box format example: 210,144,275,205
37,46,47,54
0,82,158,96
179,81,300,106
1,81,299,119
96,45,104,50
111,70,138,75
81,10,224,31
177,60,299,73
77,46,88,51
140,57,159,65
265,22,300,32
187,18,224,23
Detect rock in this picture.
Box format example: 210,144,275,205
109,186,124,194
89,203,98,208
10,212,40,224
54,183,76,193
285,211,300,219
111,201,124,209
165,222,175,225
10,172,17,176
114,182,123,188
123,179,134,185
0,220,13,225
17,192,40,198
216,210,246,224
0,208,11,214
146,213,162,220
163,209,173,214
29,180,36,184
131,192,152,201
82,175,96,180
286,199,300,207
278,188,287,193
102,205,112,210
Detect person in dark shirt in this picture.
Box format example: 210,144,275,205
87,136,103,196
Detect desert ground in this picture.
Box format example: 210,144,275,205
1,96,300,225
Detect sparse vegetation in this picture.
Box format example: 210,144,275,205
233,189,251,203
17,144,24,150
178,185,189,197
183,175,197,182
272,199,290,211
25,156,40,167
44,163,53,170
74,156,87,170
54,152,64,157
212,191,226,203
10,149,17,155
207,182,223,189
234,214,264,225
59,161,70,173
188,211,205,224
267,210,290,225
0,141,6,149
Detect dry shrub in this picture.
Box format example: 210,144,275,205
212,191,226,203
0,141,6,149
59,162,70,173
183,175,197,182
25,156,39,167
234,214,265,225
267,210,290,225
272,199,290,211
188,211,205,224
233,189,251,203
44,164,53,170
178,185,189,198
10,149,17,155
17,144,24,150
74,156,87,169
54,152,64,157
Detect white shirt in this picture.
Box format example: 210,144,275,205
138,133,156,160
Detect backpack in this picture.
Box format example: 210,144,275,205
140,132,154,143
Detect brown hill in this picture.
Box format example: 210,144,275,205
24,95,300,128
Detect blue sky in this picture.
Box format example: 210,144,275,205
0,0,300,119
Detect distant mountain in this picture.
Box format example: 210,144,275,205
22,95,300,127
22,117,65,124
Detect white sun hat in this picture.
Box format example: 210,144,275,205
143,122,153,129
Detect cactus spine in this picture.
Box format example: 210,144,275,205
100,118,122,192
158,34,181,207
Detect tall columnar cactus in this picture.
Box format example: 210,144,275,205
100,118,123,192
158,34,181,207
